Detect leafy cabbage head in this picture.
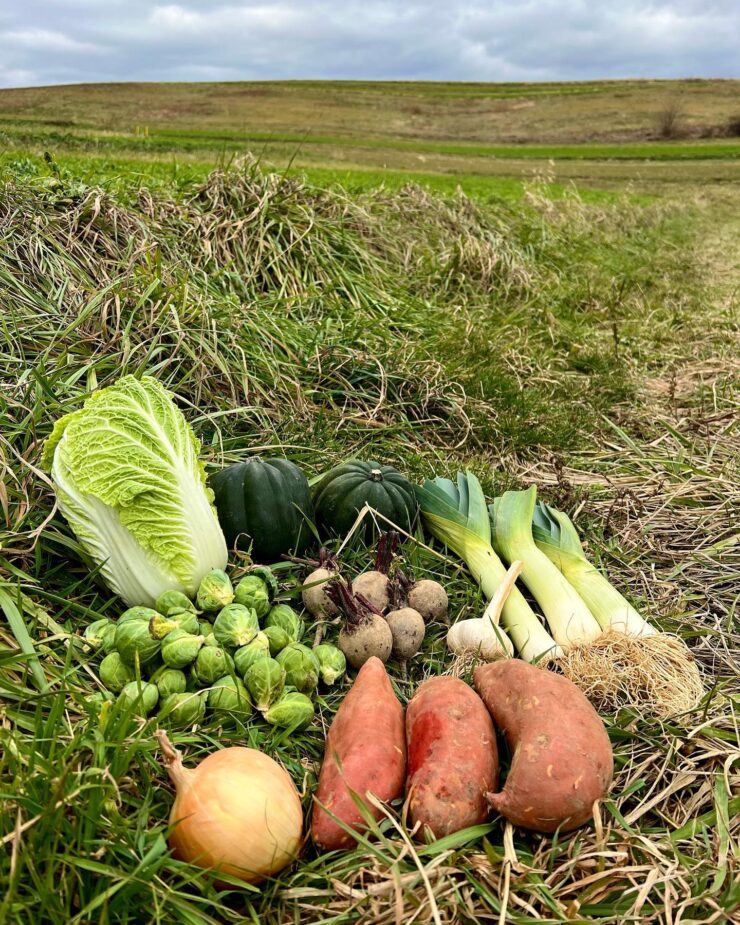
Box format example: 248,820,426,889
43,375,227,607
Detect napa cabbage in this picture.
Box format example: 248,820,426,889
42,375,227,607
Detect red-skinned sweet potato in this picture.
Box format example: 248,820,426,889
406,676,498,839
474,660,613,833
311,656,406,850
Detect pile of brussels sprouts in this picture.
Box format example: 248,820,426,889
84,566,347,730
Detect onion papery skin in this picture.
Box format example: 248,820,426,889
168,746,303,884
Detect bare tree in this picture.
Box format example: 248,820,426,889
725,115,740,137
657,96,685,139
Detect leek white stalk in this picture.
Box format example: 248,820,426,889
490,487,602,649
416,473,561,663
531,501,654,636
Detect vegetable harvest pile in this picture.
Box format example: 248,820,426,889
26,374,708,890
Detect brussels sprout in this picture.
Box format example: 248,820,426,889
193,645,235,685
263,624,290,656
264,691,315,730
196,569,234,612
161,628,205,669
148,612,180,640
251,565,279,601
114,619,161,667
234,576,270,619
118,606,160,626
169,610,200,634
118,681,159,715
313,644,347,686
265,604,303,643
160,691,206,727
99,651,135,693
198,620,214,636
203,633,218,647
276,643,320,695
152,667,187,699
233,632,271,676
84,618,116,653
244,658,285,713
154,590,196,618
207,675,252,718
213,603,259,648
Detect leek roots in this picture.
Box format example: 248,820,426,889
529,499,703,715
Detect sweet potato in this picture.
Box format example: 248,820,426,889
406,676,498,839
311,656,406,850
474,660,613,833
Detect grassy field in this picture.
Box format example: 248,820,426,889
1,78,739,196
0,79,739,924
2,79,739,143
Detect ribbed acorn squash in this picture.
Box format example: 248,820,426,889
312,460,417,538
210,458,314,563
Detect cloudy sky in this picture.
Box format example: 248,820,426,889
1,1,737,88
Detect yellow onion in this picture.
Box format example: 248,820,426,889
156,731,303,884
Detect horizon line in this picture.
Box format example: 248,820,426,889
3,75,739,93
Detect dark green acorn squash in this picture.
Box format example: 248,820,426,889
312,460,418,538
210,458,314,563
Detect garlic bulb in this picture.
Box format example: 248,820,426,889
446,562,523,660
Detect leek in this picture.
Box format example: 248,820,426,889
490,487,602,648
416,473,560,662
531,501,654,637
526,497,702,716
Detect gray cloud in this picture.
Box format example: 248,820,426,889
0,1,737,88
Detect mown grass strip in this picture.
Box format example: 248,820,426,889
3,119,739,160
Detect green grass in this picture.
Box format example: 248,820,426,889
3,120,739,164
0,139,738,924
3,125,738,200
0,150,216,194
0,151,635,206
153,131,740,160
299,166,635,203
